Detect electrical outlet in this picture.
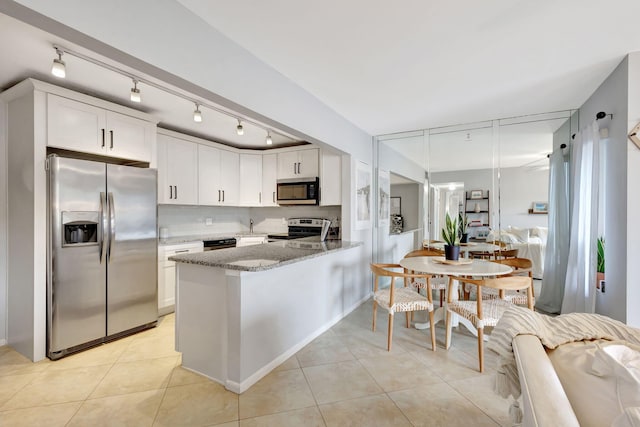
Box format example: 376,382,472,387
600,280,606,293
281,217,287,225
205,217,213,226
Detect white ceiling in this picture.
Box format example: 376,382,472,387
178,0,640,135
3,2,640,157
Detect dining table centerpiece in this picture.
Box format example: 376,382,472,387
441,212,461,261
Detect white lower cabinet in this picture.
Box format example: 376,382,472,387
158,241,203,315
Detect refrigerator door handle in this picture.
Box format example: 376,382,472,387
107,192,115,262
99,192,107,263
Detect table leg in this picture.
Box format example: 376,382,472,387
414,307,444,330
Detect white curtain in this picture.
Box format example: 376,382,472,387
561,121,600,314
536,147,570,314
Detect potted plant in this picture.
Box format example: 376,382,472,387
441,212,461,260
597,237,605,289
458,213,470,243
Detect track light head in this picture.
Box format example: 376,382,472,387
236,119,244,136
51,48,66,78
266,131,273,145
130,79,141,103
193,104,203,122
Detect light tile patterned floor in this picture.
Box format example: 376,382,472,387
0,300,514,426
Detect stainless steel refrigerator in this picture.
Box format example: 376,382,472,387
47,155,157,360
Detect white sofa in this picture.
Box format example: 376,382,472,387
486,226,547,279
490,306,640,427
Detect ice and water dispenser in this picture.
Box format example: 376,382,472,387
62,211,99,246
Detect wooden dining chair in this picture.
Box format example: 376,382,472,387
494,248,518,260
371,263,436,352
491,257,534,304
445,275,533,372
403,248,447,306
469,240,507,260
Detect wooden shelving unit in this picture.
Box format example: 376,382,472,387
464,190,490,239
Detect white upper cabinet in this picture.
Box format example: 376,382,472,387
198,144,239,206
219,149,239,206
157,133,198,205
277,148,319,179
320,150,342,206
47,94,154,162
262,153,278,207
239,153,262,206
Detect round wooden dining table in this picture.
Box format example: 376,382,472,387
399,256,512,334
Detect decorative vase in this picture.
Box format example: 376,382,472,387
444,245,460,261
460,233,469,243
474,203,481,213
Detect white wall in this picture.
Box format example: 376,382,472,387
578,56,630,323
0,96,7,345
625,53,640,326
375,140,427,262
390,183,420,231
499,167,549,229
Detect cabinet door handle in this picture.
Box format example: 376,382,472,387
174,185,178,199
222,190,225,202
101,129,106,148
218,190,221,202
109,130,114,149
169,185,173,199
259,192,262,203
293,163,296,175
174,249,189,254
298,162,301,174
273,191,276,203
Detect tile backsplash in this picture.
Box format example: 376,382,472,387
158,204,341,238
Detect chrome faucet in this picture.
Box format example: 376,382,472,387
249,218,254,234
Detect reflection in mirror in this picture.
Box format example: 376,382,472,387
428,122,495,242
495,112,572,281
374,110,576,273
376,132,428,263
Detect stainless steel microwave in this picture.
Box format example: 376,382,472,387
277,177,320,205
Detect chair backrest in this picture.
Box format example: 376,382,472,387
494,248,518,259
494,257,532,271
487,240,508,248
482,275,532,291
404,248,443,258
370,263,434,305
448,274,534,311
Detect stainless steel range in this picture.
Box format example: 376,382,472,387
268,218,331,241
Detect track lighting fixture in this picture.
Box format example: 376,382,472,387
51,47,66,78
130,79,141,103
193,104,202,123
50,44,292,145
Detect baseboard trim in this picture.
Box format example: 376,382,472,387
230,293,371,394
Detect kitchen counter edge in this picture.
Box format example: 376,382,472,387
169,239,362,272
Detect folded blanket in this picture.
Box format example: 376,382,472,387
487,305,640,400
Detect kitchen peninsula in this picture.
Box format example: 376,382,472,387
170,237,365,393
